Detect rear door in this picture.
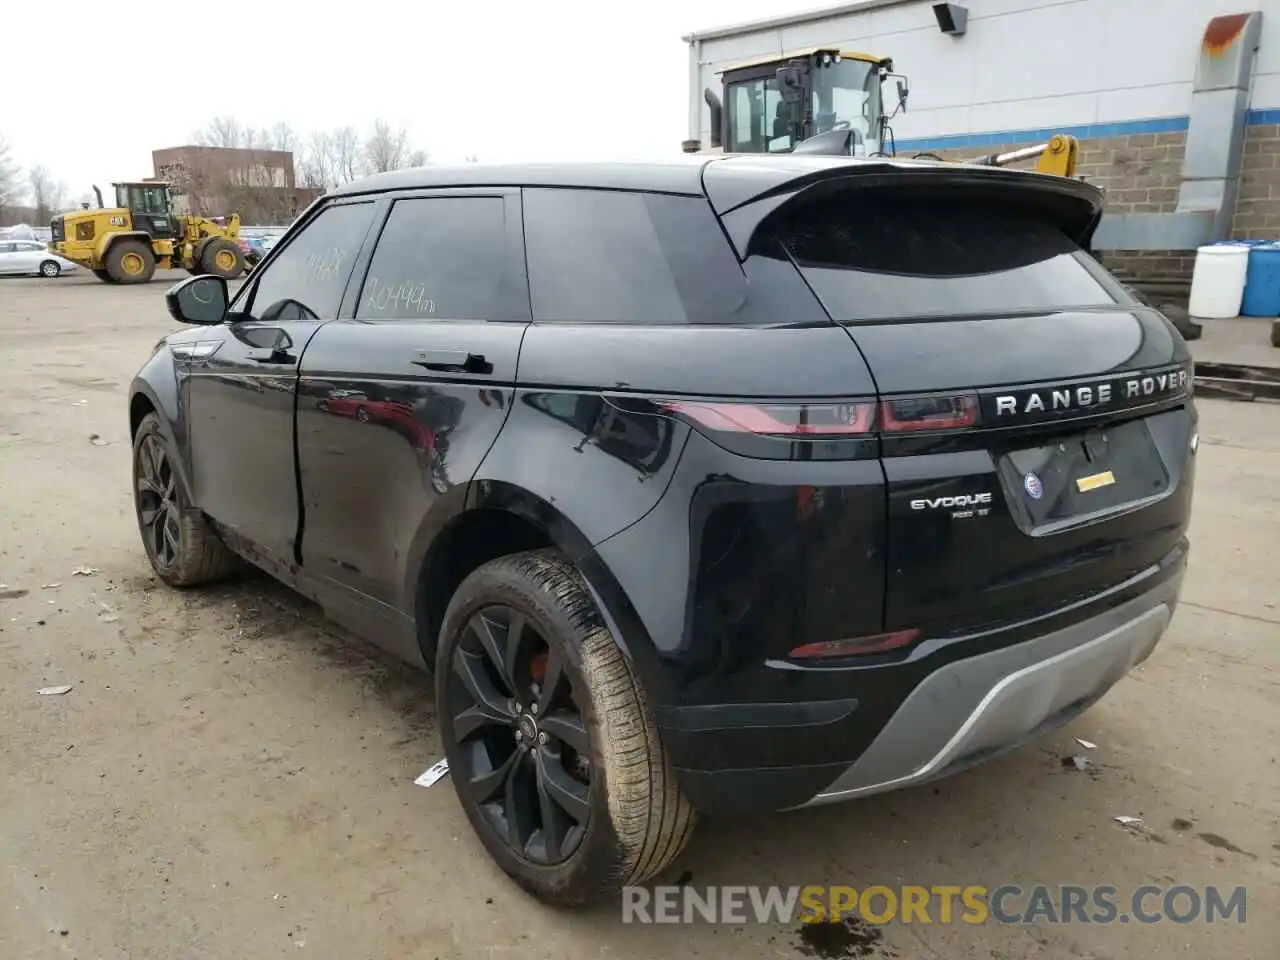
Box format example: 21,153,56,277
753,173,1195,634
295,188,527,615
19,242,46,271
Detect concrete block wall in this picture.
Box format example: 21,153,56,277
928,130,1194,281
1233,122,1280,238
929,131,1187,213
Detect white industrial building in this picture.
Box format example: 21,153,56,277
685,0,1278,157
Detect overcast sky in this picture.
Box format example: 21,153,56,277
2,0,798,201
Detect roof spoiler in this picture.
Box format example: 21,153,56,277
707,161,1105,257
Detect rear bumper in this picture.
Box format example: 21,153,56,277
663,544,1186,814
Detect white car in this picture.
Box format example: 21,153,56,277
0,240,79,278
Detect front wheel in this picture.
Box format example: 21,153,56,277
38,260,60,278
200,238,245,279
132,413,239,586
436,549,696,906
106,240,156,284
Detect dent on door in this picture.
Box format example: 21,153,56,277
294,320,525,612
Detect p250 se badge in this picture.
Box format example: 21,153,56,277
910,492,993,519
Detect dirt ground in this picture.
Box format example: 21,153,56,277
1,272,1277,960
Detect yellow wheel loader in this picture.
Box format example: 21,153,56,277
683,47,1079,178
48,182,247,285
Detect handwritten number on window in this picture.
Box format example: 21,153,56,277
363,276,436,315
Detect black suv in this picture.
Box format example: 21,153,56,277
130,156,1195,905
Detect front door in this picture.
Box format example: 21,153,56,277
184,198,379,570
296,189,529,614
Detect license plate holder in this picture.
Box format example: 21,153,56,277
999,419,1170,530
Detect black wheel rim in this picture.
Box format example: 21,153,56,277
446,605,592,865
135,433,181,570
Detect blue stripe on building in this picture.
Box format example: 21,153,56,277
893,109,1280,153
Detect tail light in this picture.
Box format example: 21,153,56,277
657,400,875,437
658,393,981,438
881,394,979,432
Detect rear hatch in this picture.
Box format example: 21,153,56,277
713,159,1196,635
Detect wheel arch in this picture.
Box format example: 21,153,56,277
129,366,195,504
408,481,664,697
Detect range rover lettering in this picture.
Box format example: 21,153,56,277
129,155,1197,906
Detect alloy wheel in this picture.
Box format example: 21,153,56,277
446,605,592,864
135,433,181,569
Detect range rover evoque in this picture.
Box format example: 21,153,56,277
129,155,1196,906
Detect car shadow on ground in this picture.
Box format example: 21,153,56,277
157,566,1128,876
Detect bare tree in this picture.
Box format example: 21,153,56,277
333,126,361,184
0,136,19,209
197,116,243,148
29,164,53,223
364,119,408,174
270,122,299,156
300,130,335,189
464,155,480,163
49,180,68,215
407,149,429,168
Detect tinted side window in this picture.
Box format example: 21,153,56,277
770,194,1123,322
523,188,824,325
356,196,516,321
244,201,375,321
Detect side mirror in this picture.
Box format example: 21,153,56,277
165,275,228,326
896,79,909,112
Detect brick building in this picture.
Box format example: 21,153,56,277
685,0,1278,286
151,145,322,225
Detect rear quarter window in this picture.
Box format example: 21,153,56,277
521,187,826,326
769,193,1127,322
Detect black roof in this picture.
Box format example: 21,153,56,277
327,157,716,199
325,154,1102,222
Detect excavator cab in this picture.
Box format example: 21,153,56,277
113,182,180,240
694,48,909,157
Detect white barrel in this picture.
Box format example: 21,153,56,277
1188,243,1249,319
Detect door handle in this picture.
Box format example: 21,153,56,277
246,347,294,364
411,350,490,374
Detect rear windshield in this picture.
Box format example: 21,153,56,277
767,193,1125,322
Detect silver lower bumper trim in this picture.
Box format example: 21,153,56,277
803,566,1183,806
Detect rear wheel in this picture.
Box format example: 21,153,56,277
92,268,115,283
436,549,696,906
38,260,60,278
132,413,239,587
106,240,156,284
200,238,244,279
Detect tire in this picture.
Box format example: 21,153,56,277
132,413,239,587
200,238,245,279
436,549,696,907
38,259,60,278
92,268,116,283
105,240,156,284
